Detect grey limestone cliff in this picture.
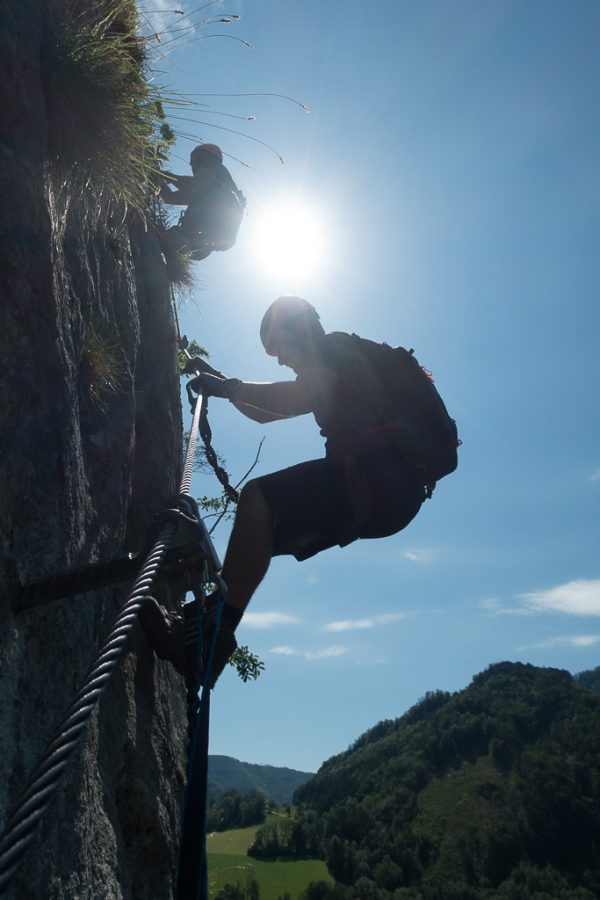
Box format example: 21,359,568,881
0,4,188,897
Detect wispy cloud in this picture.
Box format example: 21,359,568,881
519,634,600,651
404,548,434,563
478,597,534,617
589,467,600,483
479,597,501,611
323,612,410,632
270,645,347,661
306,646,347,660
520,579,600,616
242,611,302,630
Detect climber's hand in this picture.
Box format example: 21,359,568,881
187,373,241,400
181,356,226,379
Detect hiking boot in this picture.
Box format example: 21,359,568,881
139,595,186,676
184,597,238,689
141,594,238,688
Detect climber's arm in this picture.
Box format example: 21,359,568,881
160,168,216,205
160,185,190,204
159,173,199,204
230,368,339,423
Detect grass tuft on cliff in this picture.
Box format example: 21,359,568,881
80,325,127,414
41,0,171,215
151,201,196,288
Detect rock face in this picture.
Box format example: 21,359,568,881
0,5,188,897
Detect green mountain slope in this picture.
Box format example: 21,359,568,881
292,662,600,899
208,755,314,806
575,663,600,695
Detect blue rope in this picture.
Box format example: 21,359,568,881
198,592,225,896
176,587,226,900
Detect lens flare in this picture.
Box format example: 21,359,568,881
250,199,327,283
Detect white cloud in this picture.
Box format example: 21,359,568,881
589,467,600,482
323,612,410,632
520,579,600,617
404,548,434,563
305,575,319,586
242,611,301,630
269,645,348,661
324,619,373,632
519,634,600,651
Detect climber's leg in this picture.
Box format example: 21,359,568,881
220,480,276,614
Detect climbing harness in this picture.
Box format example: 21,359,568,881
1,384,234,900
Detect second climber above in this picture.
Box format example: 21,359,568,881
160,143,246,261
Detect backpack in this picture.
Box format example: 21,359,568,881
350,334,460,495
180,186,245,249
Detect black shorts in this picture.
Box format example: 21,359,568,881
256,445,426,561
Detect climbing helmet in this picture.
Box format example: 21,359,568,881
190,143,223,168
260,296,321,356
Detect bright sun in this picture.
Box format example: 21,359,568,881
249,199,328,283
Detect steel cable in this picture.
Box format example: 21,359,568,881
0,394,206,894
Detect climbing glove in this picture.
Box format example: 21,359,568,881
187,372,242,400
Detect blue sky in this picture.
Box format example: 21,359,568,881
143,0,600,772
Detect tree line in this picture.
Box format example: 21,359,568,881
207,788,267,832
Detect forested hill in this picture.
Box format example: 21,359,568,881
208,755,314,805
575,662,600,694
289,661,600,899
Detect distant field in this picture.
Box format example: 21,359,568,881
208,823,264,855
207,817,332,900
208,853,332,900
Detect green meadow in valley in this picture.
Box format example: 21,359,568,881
207,815,332,900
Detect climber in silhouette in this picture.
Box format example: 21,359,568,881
141,296,458,686
160,143,246,261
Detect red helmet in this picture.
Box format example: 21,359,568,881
260,296,320,356
190,143,223,168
